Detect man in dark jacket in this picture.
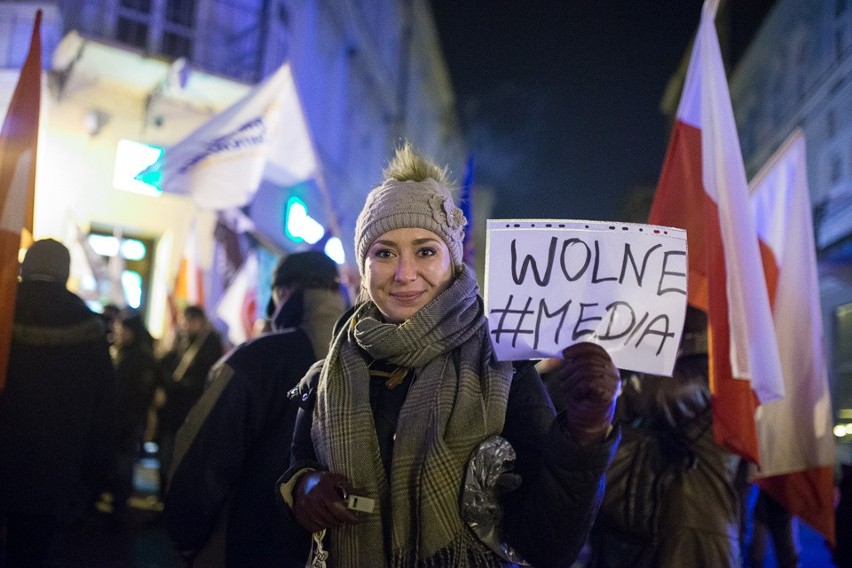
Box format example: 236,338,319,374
0,239,116,568
164,251,346,567
157,304,224,496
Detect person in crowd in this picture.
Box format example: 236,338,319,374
579,307,743,568
0,238,116,567
157,305,224,497
101,303,121,345
164,251,346,567
109,308,159,528
746,488,800,568
277,144,622,567
834,463,852,567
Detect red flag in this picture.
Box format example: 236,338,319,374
648,0,783,463
750,130,835,544
0,11,42,392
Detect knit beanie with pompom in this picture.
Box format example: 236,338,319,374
354,149,467,277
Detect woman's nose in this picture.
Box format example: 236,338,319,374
394,254,417,282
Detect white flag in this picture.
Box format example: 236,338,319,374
215,252,259,346
140,63,317,209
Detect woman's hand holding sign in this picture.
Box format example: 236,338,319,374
550,342,622,446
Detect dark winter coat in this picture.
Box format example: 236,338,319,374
0,280,116,521
588,354,742,568
288,331,620,568
113,341,158,452
158,325,224,435
164,288,345,568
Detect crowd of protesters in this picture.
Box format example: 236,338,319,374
0,145,847,568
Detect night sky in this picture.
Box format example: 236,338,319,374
429,1,707,222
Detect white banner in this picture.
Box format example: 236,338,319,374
140,63,317,210
484,220,688,375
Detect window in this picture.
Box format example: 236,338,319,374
831,154,843,185
87,228,156,315
163,0,194,58
121,0,151,11
112,0,195,57
166,0,195,26
116,17,149,49
163,31,191,58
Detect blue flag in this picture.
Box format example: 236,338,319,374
459,155,475,266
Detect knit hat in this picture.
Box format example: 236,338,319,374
354,177,467,275
273,251,339,290
20,238,71,283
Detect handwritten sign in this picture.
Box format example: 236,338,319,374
484,220,688,376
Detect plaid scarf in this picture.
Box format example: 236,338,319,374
312,266,513,567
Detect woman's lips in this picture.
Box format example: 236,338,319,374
391,291,424,302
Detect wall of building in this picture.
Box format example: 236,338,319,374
0,0,465,336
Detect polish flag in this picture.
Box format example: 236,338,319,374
749,130,835,544
648,0,783,463
174,218,205,308
215,251,258,346
166,219,205,339
0,11,41,392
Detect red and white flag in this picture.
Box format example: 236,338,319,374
0,11,41,392
174,218,205,308
166,218,206,341
215,251,258,346
648,0,783,463
749,130,835,544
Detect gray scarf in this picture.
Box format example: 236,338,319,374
312,266,514,567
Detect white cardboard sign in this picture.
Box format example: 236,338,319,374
484,220,688,376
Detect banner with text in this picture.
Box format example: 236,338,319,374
484,220,688,375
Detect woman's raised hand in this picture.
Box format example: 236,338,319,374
549,342,621,446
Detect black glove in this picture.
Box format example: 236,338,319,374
550,342,621,446
494,472,523,496
292,471,360,533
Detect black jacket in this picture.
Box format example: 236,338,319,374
164,288,345,567
114,341,158,451
0,280,116,520
158,326,224,435
288,344,620,568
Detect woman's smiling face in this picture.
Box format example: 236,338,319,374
364,227,454,323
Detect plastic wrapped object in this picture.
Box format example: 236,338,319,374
461,435,529,565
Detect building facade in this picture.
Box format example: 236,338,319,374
0,0,464,338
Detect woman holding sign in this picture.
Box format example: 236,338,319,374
278,144,621,567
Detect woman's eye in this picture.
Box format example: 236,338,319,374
371,248,394,259
417,247,437,257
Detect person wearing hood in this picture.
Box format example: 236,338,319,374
0,239,116,567
164,250,347,567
